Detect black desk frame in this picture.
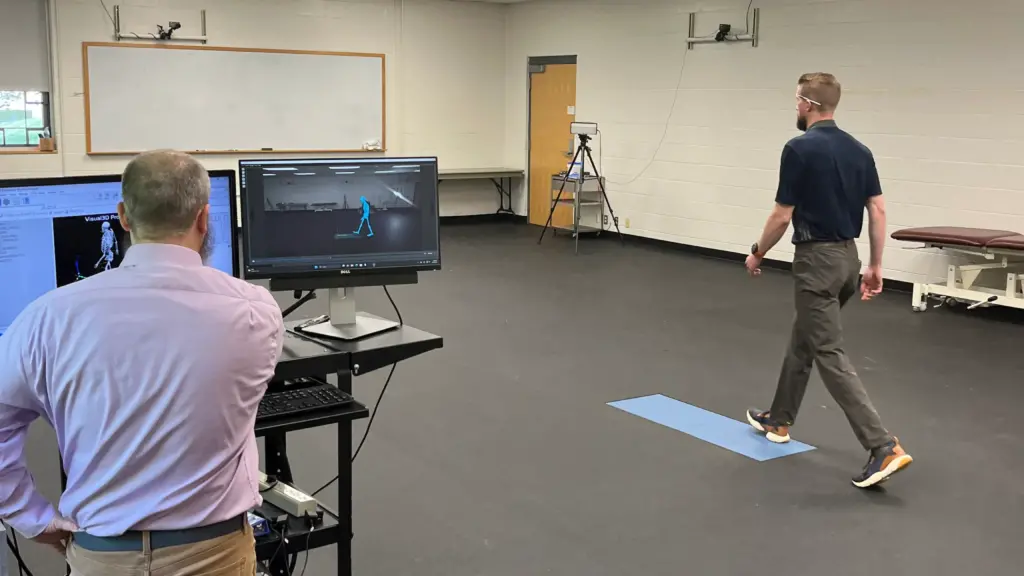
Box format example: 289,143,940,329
257,364,364,576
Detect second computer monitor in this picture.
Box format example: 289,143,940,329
238,157,440,279
0,170,238,337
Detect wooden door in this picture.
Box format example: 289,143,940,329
529,63,577,227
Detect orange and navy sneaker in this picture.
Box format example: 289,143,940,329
852,437,913,488
746,409,791,444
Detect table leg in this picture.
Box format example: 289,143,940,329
337,370,353,576
491,177,515,215
265,434,294,484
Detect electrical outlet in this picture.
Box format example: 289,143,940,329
625,217,631,228
613,216,619,227
603,214,609,226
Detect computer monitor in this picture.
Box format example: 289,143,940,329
0,170,239,337
237,157,440,278
238,157,441,340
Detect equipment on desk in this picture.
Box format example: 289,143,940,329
257,377,354,420
0,171,240,337
258,472,318,518
891,226,1024,312
538,122,624,254
248,512,271,538
239,156,440,340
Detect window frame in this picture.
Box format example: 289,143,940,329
0,90,52,148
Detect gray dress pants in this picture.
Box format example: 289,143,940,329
769,240,892,451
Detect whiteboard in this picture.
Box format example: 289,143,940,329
83,43,385,155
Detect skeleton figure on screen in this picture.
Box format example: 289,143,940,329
354,196,374,237
94,220,119,271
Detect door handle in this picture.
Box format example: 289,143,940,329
564,137,574,157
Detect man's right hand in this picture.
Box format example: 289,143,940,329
32,515,79,554
861,265,883,300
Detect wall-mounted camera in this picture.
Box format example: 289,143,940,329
714,24,732,42
157,21,182,40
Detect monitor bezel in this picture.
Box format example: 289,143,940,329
0,169,241,279
237,156,442,280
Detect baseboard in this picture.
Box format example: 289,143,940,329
440,213,527,225
602,231,915,294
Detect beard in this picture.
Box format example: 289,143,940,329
796,114,808,132
200,226,215,265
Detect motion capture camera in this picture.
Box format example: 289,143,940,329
157,21,182,40
570,122,598,136
714,24,731,42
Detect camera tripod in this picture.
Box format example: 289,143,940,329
537,133,624,251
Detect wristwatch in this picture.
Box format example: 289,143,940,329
751,242,765,258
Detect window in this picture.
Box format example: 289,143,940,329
0,0,52,149
0,91,51,147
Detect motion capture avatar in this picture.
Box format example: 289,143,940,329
94,220,119,271
354,196,374,237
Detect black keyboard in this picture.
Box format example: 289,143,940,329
257,379,354,420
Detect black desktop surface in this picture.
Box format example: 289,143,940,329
282,319,443,376
274,329,351,381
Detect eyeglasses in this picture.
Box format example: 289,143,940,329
797,94,821,106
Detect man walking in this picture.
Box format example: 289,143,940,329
744,73,912,488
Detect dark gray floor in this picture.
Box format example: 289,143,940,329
18,222,1024,575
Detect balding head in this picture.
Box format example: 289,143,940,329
117,150,212,258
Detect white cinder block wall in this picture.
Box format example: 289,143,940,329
0,0,508,217
5,0,1023,284
504,0,1024,285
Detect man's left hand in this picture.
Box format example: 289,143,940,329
32,515,79,554
745,254,763,276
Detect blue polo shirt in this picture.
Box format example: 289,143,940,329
775,120,882,244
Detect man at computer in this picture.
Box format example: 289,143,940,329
0,150,284,574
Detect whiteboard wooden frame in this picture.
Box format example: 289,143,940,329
82,42,387,156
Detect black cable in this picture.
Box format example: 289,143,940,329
298,516,314,576
382,285,403,325
8,528,22,576
99,1,116,29
310,362,398,498
606,31,690,186
306,286,402,498
5,525,33,576
743,0,755,34
264,523,288,574
349,362,396,463
282,290,317,319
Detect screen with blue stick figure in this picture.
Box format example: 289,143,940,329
239,157,440,277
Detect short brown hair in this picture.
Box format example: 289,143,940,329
122,150,210,241
798,72,841,112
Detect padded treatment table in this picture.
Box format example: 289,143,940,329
891,227,1024,311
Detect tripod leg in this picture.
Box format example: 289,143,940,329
538,145,584,244
584,147,624,244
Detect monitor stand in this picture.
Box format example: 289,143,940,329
301,287,398,340
269,270,418,342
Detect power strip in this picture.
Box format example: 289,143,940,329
258,471,318,518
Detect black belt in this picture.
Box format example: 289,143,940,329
72,514,247,552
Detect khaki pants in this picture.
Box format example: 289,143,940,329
67,522,257,576
769,240,892,450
